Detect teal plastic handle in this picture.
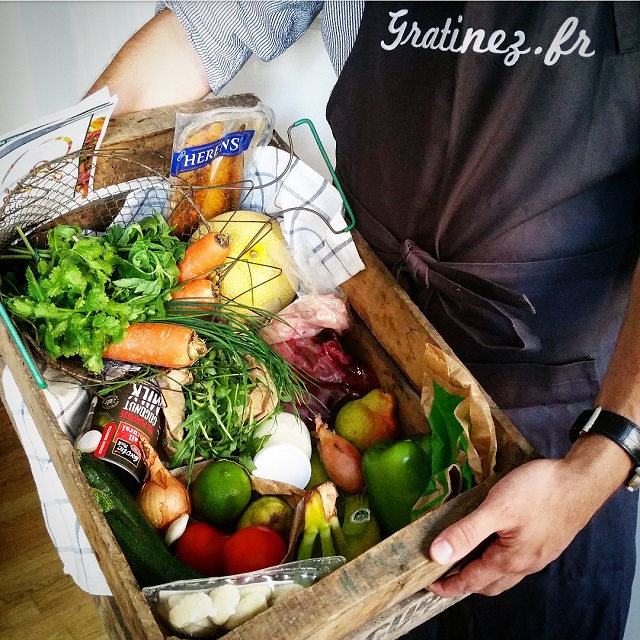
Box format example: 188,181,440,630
0,300,47,389
290,118,356,232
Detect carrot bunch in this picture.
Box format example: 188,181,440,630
170,230,231,313
170,229,231,305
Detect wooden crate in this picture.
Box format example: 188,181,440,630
0,94,534,640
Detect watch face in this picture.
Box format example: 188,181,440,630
627,469,640,492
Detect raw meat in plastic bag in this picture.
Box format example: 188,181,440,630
261,294,351,345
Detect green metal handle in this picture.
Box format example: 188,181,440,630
0,300,47,389
290,118,356,232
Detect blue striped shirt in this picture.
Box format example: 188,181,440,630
158,1,364,93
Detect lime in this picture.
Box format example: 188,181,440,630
191,460,252,526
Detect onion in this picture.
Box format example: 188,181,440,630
137,440,191,531
315,417,365,494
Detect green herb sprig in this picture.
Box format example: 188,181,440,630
4,213,185,373
159,307,307,474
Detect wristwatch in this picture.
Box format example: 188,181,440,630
569,407,640,491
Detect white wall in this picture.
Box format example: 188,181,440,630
0,1,337,179
0,2,155,129
220,24,338,179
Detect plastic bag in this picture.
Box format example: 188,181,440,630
260,293,352,345
142,557,345,638
168,103,275,238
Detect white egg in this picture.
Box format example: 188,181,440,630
253,412,312,459
252,444,312,489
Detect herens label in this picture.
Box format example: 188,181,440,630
171,129,255,176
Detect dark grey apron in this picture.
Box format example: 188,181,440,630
326,2,640,638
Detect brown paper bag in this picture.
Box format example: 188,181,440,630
412,344,497,518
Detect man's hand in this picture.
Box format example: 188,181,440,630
428,434,633,597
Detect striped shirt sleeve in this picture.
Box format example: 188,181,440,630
321,0,364,75
158,1,324,94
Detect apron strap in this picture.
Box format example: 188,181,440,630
400,240,535,315
399,240,541,352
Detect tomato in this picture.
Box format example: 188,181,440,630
175,522,229,577
223,525,287,576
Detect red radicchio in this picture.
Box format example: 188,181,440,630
271,329,379,427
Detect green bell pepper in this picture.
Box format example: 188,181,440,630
361,434,432,536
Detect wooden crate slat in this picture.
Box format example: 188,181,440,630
0,321,165,640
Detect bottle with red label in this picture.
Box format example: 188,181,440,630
90,380,165,493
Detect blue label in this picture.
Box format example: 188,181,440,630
171,129,255,176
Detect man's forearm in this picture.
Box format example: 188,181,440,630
86,8,210,115
596,260,640,425
564,259,640,494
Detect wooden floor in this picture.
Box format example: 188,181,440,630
0,398,109,640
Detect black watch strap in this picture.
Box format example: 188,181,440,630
569,407,640,491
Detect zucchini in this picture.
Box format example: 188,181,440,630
79,452,202,587
96,490,202,587
78,452,163,547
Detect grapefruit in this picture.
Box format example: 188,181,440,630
193,210,297,314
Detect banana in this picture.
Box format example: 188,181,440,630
337,493,382,561
296,482,341,560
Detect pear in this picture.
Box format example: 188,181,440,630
334,389,400,452
237,496,295,541
306,450,331,490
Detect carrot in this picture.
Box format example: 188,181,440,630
171,278,218,301
177,232,230,283
103,323,208,369
171,278,218,311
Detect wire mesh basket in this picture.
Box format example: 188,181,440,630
0,147,293,385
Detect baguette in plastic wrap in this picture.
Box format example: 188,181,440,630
169,104,274,238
